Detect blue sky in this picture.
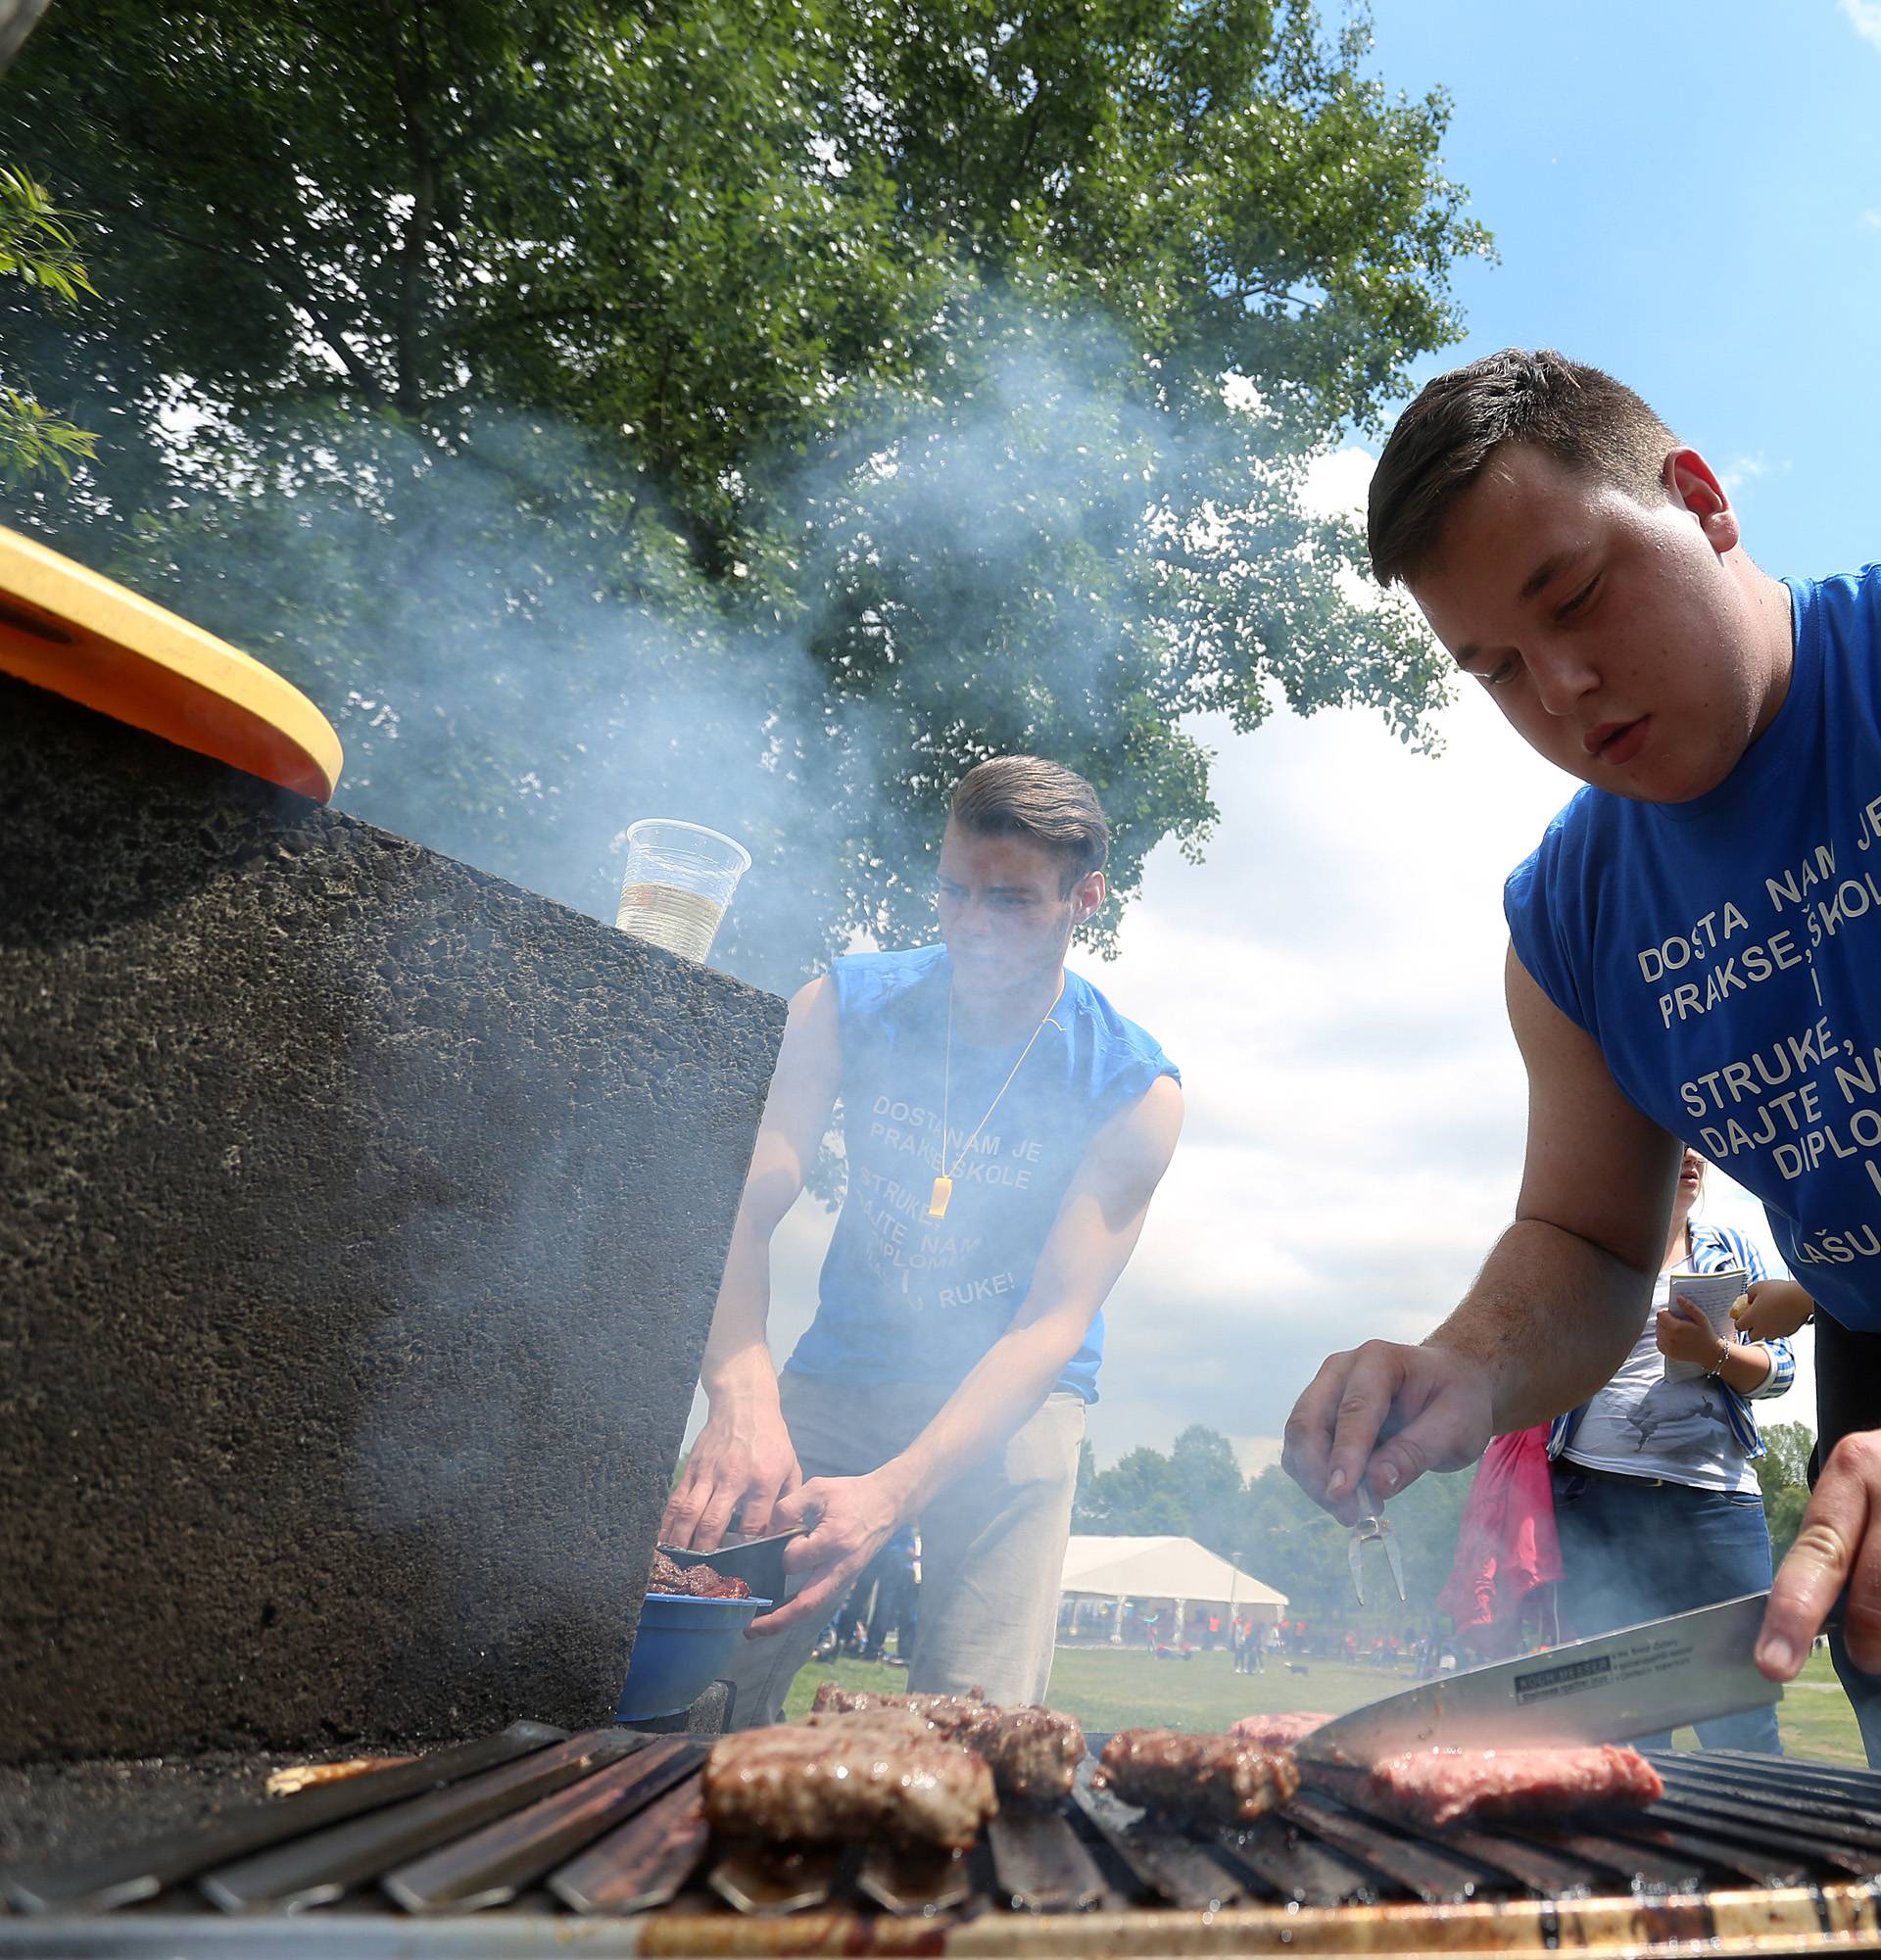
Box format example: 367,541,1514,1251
728,3,1878,1475
1369,0,1881,578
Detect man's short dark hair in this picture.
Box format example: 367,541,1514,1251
1368,350,1679,587
949,756,1109,891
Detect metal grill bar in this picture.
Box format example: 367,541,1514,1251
381,1737,703,1914
1436,1827,1604,1896
1215,1816,1376,1906
546,1780,708,1916
1283,1793,1493,1905
854,1842,975,1915
1522,1824,1708,1891
198,1730,639,1913
707,1842,842,1914
1654,1754,1881,1832
1566,1814,1809,1888
3,1724,567,1916
1073,1784,1247,1910
986,1810,1111,1912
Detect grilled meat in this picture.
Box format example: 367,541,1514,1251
1230,1712,1334,1750
811,1685,984,1717
808,1687,1085,1804
648,1549,750,1600
1097,1729,1300,1828
968,1706,1086,1805
1367,1745,1664,1831
700,1723,996,1851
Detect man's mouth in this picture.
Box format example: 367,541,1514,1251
1584,717,1648,766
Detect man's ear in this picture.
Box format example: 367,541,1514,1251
1664,447,1740,557
1073,870,1107,922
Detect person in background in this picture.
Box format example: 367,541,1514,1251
1280,349,1881,1760
663,756,1182,1725
1549,1148,1795,1751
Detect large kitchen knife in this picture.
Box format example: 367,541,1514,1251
1295,1591,1781,1764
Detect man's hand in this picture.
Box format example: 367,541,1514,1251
1759,1429,1881,1681
746,1474,901,1639
1731,1278,1815,1343
1656,1294,1726,1369
1282,1341,1497,1526
660,1395,801,1553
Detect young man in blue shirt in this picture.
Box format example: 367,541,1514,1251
663,756,1182,1725
1280,350,1881,1757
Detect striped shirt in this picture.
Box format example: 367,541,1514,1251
1546,1223,1796,1464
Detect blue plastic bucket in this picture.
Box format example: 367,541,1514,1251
616,1593,773,1721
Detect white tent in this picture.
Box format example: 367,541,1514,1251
1059,1535,1287,1637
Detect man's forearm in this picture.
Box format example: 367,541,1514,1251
1425,1219,1653,1430
874,1313,1084,1519
699,1219,782,1402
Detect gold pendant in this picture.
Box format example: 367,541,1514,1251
928,1175,952,1219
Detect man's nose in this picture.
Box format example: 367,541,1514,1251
1528,640,1600,717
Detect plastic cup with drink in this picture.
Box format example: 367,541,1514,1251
614,819,751,964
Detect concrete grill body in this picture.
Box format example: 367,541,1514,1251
0,673,785,1763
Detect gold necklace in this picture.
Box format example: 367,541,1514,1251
928,975,1066,1220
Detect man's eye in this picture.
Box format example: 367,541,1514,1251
1481,656,1519,688
1558,574,1601,620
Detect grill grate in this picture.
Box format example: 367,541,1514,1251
7,1727,1881,1954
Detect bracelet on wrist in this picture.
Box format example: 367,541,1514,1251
1704,1339,1731,1380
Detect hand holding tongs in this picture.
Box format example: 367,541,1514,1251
1347,1480,1405,1604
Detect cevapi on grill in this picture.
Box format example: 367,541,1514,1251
810,1684,1086,1804
699,1721,996,1852
1096,1728,1300,1827
1364,1745,1664,1831
1230,1711,1334,1751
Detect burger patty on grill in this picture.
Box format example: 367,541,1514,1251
701,1723,997,1851
1097,1729,1300,1827
1230,1711,1334,1751
1367,1745,1664,1831
809,1687,1085,1804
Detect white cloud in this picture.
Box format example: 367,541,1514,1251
1716,453,1791,498
1843,0,1881,51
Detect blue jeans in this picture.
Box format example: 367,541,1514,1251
1552,1466,1781,1755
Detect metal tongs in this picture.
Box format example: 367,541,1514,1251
1347,1480,1405,1604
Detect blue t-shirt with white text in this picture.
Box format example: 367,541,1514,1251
788,945,1178,1401
1505,563,1881,1330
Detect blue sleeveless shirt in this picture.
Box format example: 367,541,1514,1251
1505,564,1881,1331
787,945,1178,1401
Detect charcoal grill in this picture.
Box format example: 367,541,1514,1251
5,1728,1880,1957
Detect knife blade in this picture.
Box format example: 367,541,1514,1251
1295,1591,1781,1764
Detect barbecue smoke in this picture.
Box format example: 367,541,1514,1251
140,303,1329,1620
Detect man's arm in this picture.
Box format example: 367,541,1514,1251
1284,944,1681,1520
659,976,842,1552
752,1074,1184,1638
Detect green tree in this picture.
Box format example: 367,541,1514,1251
1755,1420,1815,1501
1755,1418,1815,1561
1079,1444,1192,1535
0,163,97,487
4,0,1487,985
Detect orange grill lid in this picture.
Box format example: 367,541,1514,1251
0,526,343,801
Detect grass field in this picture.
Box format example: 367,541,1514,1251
782,1640,1867,1764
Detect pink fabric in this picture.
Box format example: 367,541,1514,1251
1437,1425,1564,1656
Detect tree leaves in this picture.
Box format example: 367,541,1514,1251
0,163,99,486
3,0,1487,988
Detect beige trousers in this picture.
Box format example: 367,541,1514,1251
714,1369,1086,1729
